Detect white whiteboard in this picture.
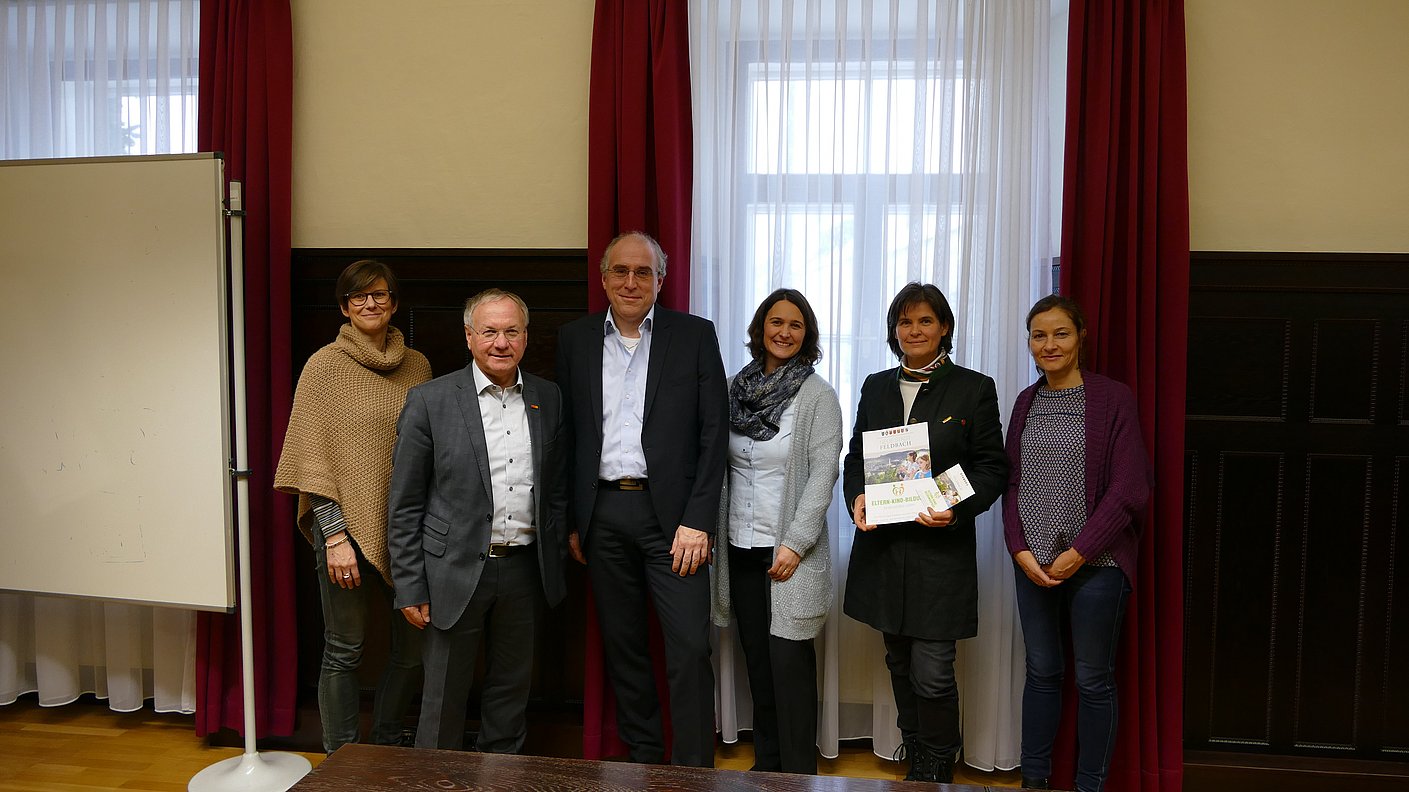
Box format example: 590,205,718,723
0,154,235,611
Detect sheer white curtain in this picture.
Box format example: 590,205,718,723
0,0,200,713
692,0,1067,770
1,0,198,158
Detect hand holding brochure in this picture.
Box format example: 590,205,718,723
860,422,975,525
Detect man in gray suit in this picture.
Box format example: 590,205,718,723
387,288,567,752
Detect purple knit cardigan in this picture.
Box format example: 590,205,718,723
1002,371,1152,582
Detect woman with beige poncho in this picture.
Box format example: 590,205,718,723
274,259,431,752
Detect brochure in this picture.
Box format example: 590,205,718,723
860,422,973,524
933,462,976,509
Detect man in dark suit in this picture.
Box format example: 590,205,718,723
387,288,567,752
555,231,728,767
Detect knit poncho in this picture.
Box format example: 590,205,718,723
274,324,431,585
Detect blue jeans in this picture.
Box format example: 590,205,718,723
1014,564,1130,792
314,537,423,753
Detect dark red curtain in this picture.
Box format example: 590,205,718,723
586,0,693,312
194,0,298,738
582,0,694,759
1057,1,1187,790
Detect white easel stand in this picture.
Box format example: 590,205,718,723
190,180,312,792
189,753,312,792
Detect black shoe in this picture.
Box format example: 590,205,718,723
904,743,953,783
895,736,920,780
905,746,936,782
1021,776,1051,789
932,755,954,783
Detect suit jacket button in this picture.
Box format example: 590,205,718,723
478,552,486,561
486,514,492,521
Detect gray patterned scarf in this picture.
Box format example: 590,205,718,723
729,356,814,441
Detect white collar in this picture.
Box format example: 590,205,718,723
471,362,521,394
604,306,656,338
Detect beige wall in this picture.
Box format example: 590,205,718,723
290,0,593,249
289,1,1409,254
1186,0,1409,252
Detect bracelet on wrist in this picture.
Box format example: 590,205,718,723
325,534,350,550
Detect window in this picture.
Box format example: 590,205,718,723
702,35,1023,404
747,62,966,175
691,2,1065,759
1,0,199,159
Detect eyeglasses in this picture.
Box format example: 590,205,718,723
472,327,524,343
346,289,394,306
605,266,658,282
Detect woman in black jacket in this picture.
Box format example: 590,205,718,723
842,282,1008,783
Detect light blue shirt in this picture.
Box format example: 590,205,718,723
727,400,796,548
598,308,654,480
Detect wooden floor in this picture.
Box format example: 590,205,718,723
0,696,326,792
0,695,1024,790
719,740,1025,787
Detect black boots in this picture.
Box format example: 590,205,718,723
903,742,954,783
1021,776,1052,789
896,736,918,779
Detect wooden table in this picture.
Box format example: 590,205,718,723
293,744,1001,791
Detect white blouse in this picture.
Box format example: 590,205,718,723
726,400,797,548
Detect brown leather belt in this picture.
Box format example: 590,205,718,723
599,477,649,491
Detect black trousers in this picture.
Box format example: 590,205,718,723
416,552,542,753
728,544,819,774
585,489,716,767
883,633,960,761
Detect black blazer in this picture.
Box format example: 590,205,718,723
555,307,729,538
841,363,1008,640
386,366,569,628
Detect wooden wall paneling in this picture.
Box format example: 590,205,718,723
1309,320,1380,423
1185,252,1409,784
1205,451,1283,747
1185,317,1290,421
1386,456,1409,755
1400,323,1409,425
1183,448,1206,738
1292,454,1372,751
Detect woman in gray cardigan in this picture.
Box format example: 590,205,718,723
712,288,843,775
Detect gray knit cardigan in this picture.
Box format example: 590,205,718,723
711,372,843,641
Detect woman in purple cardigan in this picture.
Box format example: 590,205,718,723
1003,295,1150,792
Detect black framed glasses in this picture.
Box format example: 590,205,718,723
346,289,394,306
